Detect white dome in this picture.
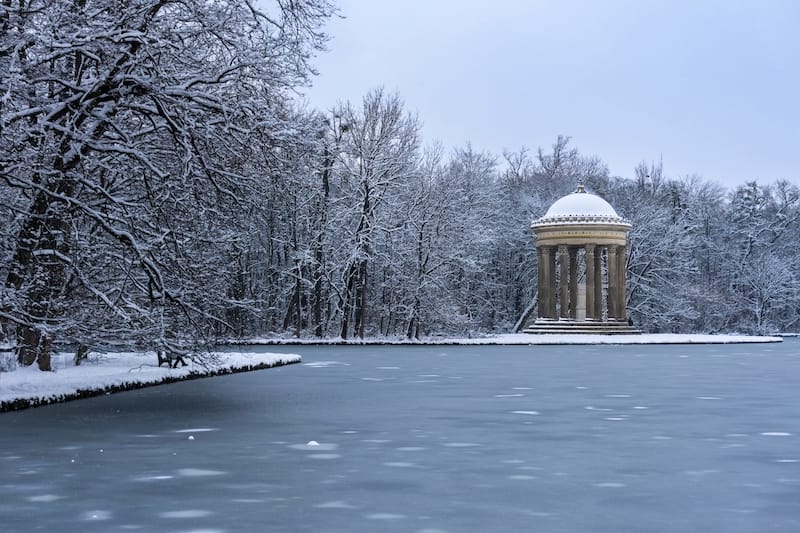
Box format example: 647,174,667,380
534,185,627,226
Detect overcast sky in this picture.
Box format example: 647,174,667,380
301,0,800,188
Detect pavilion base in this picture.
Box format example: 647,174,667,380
523,319,641,335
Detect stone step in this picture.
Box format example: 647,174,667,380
523,321,641,335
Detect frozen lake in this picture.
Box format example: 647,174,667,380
2,341,799,532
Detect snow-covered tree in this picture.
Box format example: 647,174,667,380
328,89,420,339
0,0,333,369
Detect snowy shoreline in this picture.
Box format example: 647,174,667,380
1,333,786,412
234,333,784,346
0,352,300,413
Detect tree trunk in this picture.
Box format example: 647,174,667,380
354,260,368,339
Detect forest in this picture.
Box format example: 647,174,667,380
2,1,799,371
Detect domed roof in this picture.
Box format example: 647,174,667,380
533,185,628,227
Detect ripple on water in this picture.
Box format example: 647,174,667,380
315,501,358,509
365,513,406,520
27,494,62,502
761,432,793,437
303,361,350,368
174,428,220,433
176,468,226,477
308,454,342,460
160,510,213,518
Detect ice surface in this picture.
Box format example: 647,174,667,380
2,341,800,532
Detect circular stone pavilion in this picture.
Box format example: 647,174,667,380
525,185,639,334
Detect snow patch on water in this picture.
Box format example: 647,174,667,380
760,432,793,437
160,509,213,518
81,510,112,521
288,442,338,451
134,475,174,482
174,428,219,433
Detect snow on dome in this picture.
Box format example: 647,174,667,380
534,185,627,226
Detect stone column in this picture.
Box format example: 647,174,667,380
617,245,627,321
594,248,603,320
547,246,557,318
569,247,578,319
536,247,544,319
607,245,618,320
539,246,556,319
558,245,569,319
585,244,595,320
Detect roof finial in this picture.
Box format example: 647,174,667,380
575,180,586,194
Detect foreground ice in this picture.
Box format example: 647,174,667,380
1,341,799,532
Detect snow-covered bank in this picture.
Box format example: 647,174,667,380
0,352,300,413
237,333,783,346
